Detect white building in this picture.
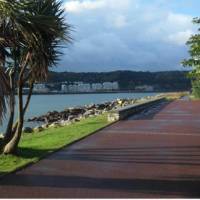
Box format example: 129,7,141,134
61,81,119,93
77,83,91,92
33,83,49,93
135,85,154,92
103,82,119,90
68,84,78,93
91,83,103,91
61,84,68,92
112,82,119,90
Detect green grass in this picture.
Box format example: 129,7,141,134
0,114,110,175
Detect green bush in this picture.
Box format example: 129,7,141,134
192,80,200,98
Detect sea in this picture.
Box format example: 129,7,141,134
0,92,159,133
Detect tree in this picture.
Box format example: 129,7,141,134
182,17,200,96
0,67,10,124
0,0,72,154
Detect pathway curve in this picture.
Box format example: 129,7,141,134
1,99,200,198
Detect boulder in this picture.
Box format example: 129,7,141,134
72,118,80,123
23,127,33,133
33,126,44,132
96,104,106,110
95,110,102,115
42,124,49,129
86,104,96,110
84,109,95,116
77,114,84,119
49,122,62,128
68,115,76,121
27,117,38,122
60,111,69,120
63,120,72,126
68,108,85,116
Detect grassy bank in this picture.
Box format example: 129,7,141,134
0,114,110,175
160,91,189,100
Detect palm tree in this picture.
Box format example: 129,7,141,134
0,67,10,125
0,0,72,154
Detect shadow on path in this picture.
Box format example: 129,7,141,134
48,145,200,166
128,100,172,120
1,174,200,197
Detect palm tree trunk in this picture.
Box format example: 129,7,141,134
3,72,16,144
3,93,15,144
3,81,23,154
9,79,34,138
23,80,34,114
3,53,30,154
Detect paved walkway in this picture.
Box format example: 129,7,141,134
1,100,200,198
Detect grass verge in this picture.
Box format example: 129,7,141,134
0,114,110,175
161,91,190,100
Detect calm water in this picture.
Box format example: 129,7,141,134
0,92,158,133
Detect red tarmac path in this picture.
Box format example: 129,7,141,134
1,99,200,198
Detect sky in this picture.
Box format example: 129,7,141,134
56,0,200,72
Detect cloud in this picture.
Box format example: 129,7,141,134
111,15,128,28
65,0,134,13
167,12,191,25
168,30,194,46
65,0,105,13
59,0,197,72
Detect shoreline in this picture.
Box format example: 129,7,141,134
25,94,162,132
0,92,187,134
20,90,188,95
25,91,188,131
0,92,161,133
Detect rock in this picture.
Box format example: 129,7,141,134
49,122,62,128
49,123,56,128
0,133,4,139
42,124,49,129
63,120,72,126
59,120,73,126
108,113,119,122
68,115,76,121
25,97,153,129
27,117,38,122
69,107,85,115
72,118,80,123
60,111,69,120
84,109,95,116
77,114,84,120
23,127,33,133
103,107,110,112
86,104,96,110
131,99,136,104
96,104,106,110
95,110,102,115
83,114,89,118
33,126,44,132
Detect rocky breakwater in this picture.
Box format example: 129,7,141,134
25,95,160,133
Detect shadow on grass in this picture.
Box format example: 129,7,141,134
17,147,55,159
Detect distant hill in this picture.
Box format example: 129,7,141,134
47,70,191,91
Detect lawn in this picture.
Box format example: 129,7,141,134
0,114,110,175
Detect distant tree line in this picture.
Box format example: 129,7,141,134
47,70,191,91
